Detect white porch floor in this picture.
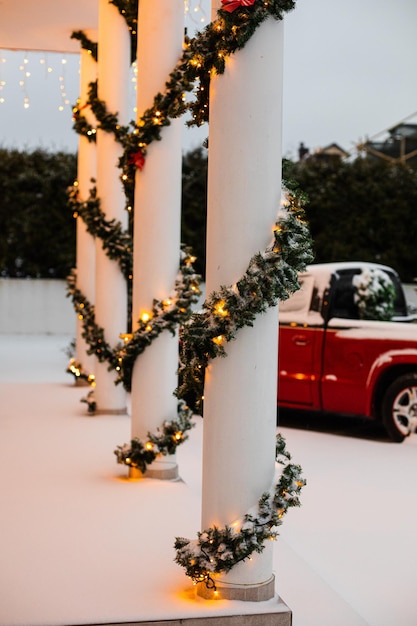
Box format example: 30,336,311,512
1,334,416,626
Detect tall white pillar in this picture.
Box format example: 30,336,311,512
130,0,184,478
200,6,284,600
94,0,130,413
75,43,97,381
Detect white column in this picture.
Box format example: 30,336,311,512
200,6,284,600
75,43,97,382
130,0,184,478
94,0,130,413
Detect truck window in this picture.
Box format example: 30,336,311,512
329,268,408,321
280,275,315,314
331,272,359,320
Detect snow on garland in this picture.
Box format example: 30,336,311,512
176,187,314,413
66,247,201,396
68,183,133,281
174,433,305,590
71,0,297,209
66,358,96,386
114,400,195,473
115,249,202,391
353,267,396,321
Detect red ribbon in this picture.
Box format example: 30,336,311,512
221,0,256,12
128,150,145,171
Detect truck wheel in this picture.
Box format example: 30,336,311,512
381,373,417,442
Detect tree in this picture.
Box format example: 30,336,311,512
284,156,417,282
0,148,77,278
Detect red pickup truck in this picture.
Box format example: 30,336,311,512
278,262,417,442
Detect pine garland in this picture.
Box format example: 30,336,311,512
66,270,120,370
67,358,95,386
109,0,139,63
68,183,133,281
71,0,297,208
66,248,201,389
114,400,195,473
115,247,202,391
70,30,98,61
177,187,314,412
174,433,305,590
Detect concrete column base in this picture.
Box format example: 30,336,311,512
128,464,179,481
197,574,276,602
75,378,91,387
95,408,127,415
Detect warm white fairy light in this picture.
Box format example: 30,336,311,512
57,56,70,111
17,54,31,109
0,55,6,104
184,0,206,25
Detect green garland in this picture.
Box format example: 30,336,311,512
177,187,313,412
68,183,133,281
174,433,305,589
109,0,139,63
66,269,120,370
115,247,202,391
353,267,396,321
71,0,297,208
67,358,96,386
70,30,98,61
66,248,201,389
114,400,195,473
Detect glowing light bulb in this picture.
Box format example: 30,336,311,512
214,300,228,317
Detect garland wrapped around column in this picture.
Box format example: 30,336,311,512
68,183,133,281
66,247,201,394
177,187,313,412
68,0,311,498
172,184,312,583
175,433,305,590
114,399,195,473
72,0,297,209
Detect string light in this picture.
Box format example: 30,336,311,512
0,50,77,111
0,55,6,104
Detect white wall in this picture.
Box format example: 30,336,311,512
0,279,76,335
0,279,415,335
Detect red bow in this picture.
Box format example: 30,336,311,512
128,150,145,171
221,0,256,12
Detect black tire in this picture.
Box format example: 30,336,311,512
381,373,417,443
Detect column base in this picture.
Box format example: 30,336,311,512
94,407,127,415
197,574,276,602
75,378,91,387
128,464,179,481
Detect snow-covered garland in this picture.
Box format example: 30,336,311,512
115,248,202,392
114,400,195,473
174,433,305,590
66,358,96,386
353,267,396,321
71,0,297,209
174,187,312,587
68,183,133,281
66,248,201,396
176,187,313,413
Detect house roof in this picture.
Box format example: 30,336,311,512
317,142,349,157
0,0,98,53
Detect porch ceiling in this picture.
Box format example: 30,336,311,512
0,0,98,53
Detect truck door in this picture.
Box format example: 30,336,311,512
278,275,324,408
